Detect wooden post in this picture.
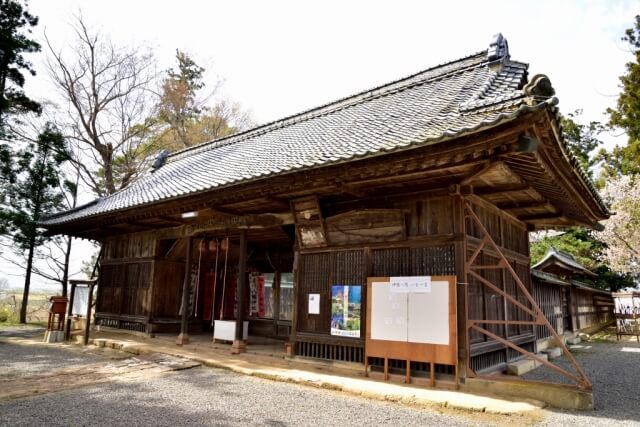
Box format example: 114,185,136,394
273,269,281,336
232,229,248,354
65,281,76,341
289,250,299,356
84,283,95,345
177,237,193,345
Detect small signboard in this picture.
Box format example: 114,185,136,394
72,286,90,316
308,293,320,314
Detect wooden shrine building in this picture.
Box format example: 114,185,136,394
42,35,609,390
532,248,614,347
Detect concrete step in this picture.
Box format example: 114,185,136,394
506,353,548,376
43,330,64,343
566,336,581,345
541,347,563,360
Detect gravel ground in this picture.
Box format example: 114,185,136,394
0,333,103,378
2,327,639,426
0,362,494,427
525,340,640,426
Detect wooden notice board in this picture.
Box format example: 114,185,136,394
365,276,457,386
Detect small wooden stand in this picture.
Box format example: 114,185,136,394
45,296,68,343
47,296,68,331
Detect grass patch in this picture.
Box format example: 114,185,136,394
0,291,53,326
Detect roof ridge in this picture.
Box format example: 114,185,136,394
167,50,491,162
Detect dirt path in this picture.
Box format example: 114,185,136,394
0,338,200,400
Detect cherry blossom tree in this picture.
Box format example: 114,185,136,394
596,175,640,275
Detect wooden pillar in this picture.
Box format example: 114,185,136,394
176,237,193,345
232,229,248,354
273,269,281,336
452,195,468,381
64,281,76,341
84,283,95,345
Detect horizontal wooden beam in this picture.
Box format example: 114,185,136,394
474,183,531,195
496,200,552,211
159,215,187,225
126,221,159,231
517,212,563,221
156,212,295,240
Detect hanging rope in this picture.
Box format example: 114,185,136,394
211,238,219,328
193,238,203,317
219,236,229,320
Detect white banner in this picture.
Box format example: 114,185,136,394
389,276,431,293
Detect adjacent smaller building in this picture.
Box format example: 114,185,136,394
532,248,614,348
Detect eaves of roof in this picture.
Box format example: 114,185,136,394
40,42,608,228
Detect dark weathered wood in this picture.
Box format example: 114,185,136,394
84,283,95,345
325,209,405,245
64,282,76,341
232,229,248,353
291,197,327,248
176,237,193,345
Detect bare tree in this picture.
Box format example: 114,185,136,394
45,16,158,196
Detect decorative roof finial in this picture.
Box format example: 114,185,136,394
151,150,171,172
487,33,509,61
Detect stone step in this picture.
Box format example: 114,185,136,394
43,330,64,343
506,353,548,376
541,347,563,360
566,336,581,345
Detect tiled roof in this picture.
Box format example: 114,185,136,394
531,270,610,295
41,40,601,226
531,269,569,286
532,248,596,277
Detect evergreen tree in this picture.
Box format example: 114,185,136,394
599,15,640,179
1,124,68,323
0,0,41,127
0,0,41,228
560,111,603,180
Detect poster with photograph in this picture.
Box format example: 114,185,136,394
330,285,361,338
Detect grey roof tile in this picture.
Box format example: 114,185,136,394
41,49,603,226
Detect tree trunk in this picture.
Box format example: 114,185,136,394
61,235,72,298
20,236,36,324
101,146,116,195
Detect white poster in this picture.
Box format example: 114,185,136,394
407,280,450,344
371,282,407,342
72,286,89,316
308,293,320,314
